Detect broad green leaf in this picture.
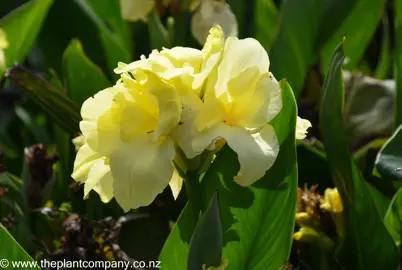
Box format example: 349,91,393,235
374,15,390,80
84,0,132,52
160,81,298,270
6,66,80,135
269,0,323,99
319,42,398,269
187,192,223,270
374,124,402,180
229,0,246,38
315,0,357,50
253,0,278,50
148,11,169,50
201,81,297,270
62,39,111,104
0,0,54,77
321,0,386,73
396,0,402,126
159,202,198,269
384,188,402,247
73,0,131,81
0,223,40,269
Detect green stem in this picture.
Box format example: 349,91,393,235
184,170,202,219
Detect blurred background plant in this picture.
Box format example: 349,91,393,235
1,0,402,269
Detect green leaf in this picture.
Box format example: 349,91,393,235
161,81,298,270
0,223,40,269
148,11,169,50
253,0,278,51
0,0,54,77
6,66,80,135
159,202,198,269
84,0,132,52
319,41,398,269
374,124,402,180
321,0,386,73
187,192,223,270
229,0,246,38
315,0,357,50
374,15,390,80
269,0,323,99
38,0,131,80
200,81,297,270
395,0,402,126
384,188,402,247
62,39,111,104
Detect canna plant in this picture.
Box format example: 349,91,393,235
2,1,402,270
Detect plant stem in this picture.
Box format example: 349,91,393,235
185,170,201,219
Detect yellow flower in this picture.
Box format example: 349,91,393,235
176,28,282,186
119,0,155,22
114,26,224,98
72,71,182,212
321,188,343,213
296,116,312,140
191,0,238,45
0,28,9,70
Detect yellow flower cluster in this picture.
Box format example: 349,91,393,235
72,26,299,212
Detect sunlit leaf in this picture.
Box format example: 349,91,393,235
0,0,54,77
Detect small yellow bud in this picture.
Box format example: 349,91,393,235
321,188,343,213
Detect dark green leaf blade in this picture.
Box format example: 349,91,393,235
253,0,278,51
0,0,54,77
374,124,402,180
159,202,198,270
269,0,323,99
6,66,80,135
62,39,111,104
321,0,386,73
187,192,223,270
319,41,398,269
395,0,402,126
384,188,402,247
0,223,40,269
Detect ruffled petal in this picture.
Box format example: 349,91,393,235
110,135,175,212
84,159,114,203
192,123,279,186
71,143,104,183
80,87,122,155
296,116,312,140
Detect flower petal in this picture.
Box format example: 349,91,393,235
110,135,175,212
192,123,279,186
169,169,184,200
136,70,182,140
215,36,269,98
235,72,282,127
296,116,312,140
84,159,114,203
71,143,103,183
80,87,122,155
